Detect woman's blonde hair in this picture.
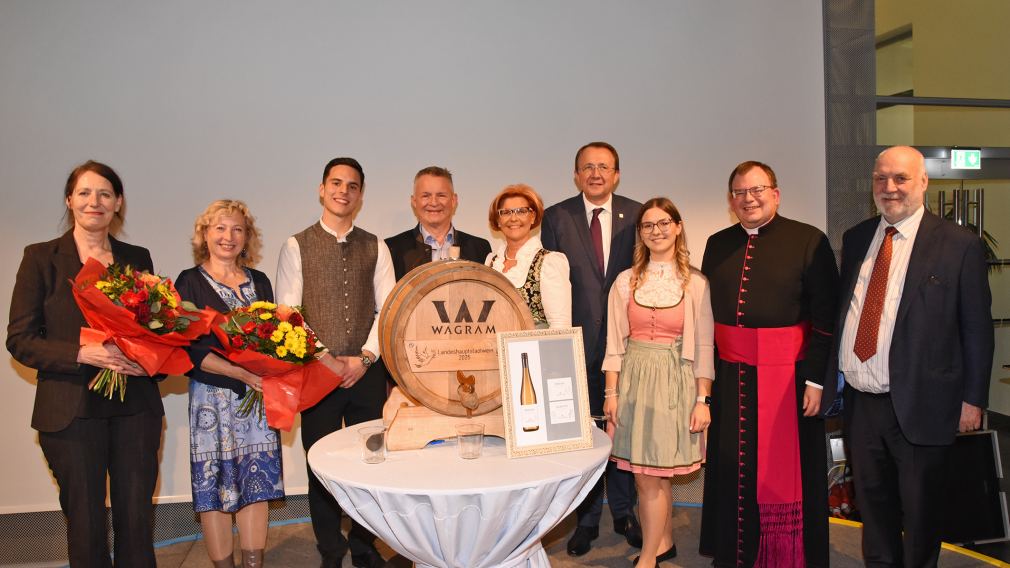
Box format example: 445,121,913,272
191,199,262,267
631,197,691,288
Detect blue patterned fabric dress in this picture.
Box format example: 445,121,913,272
190,267,284,513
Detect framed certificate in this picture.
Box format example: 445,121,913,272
496,327,593,458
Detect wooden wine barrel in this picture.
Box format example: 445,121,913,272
379,260,534,417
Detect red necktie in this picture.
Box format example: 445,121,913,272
853,226,897,362
590,207,604,275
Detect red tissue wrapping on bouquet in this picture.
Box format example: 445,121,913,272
72,258,218,376
212,322,343,431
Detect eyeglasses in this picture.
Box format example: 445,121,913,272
639,218,676,234
730,185,773,199
579,163,615,174
497,206,534,218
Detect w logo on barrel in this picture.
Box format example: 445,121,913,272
430,300,496,334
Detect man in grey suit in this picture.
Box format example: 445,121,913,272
541,141,643,555
833,145,993,566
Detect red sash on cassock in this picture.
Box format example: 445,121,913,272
715,322,808,568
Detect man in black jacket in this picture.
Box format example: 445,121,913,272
385,166,491,280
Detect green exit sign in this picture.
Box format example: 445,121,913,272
951,148,981,170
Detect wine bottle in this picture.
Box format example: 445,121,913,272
519,352,540,432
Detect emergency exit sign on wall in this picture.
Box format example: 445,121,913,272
951,148,981,170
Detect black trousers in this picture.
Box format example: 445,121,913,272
38,411,162,568
575,355,637,528
845,389,950,568
302,363,387,558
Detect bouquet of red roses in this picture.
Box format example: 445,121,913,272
213,301,342,430
72,258,218,400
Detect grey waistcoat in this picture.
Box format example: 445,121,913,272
294,223,378,356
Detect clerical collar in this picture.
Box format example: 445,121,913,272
742,214,777,236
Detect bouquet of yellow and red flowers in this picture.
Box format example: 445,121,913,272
72,258,218,400
213,301,342,430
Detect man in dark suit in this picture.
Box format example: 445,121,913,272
541,141,643,555
385,166,492,280
833,145,993,566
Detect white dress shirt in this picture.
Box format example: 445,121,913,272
839,206,926,393
275,219,396,359
582,193,613,273
485,236,573,329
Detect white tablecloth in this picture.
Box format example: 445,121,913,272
308,420,611,568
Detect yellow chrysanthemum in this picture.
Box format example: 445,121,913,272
277,322,293,333
259,312,273,321
294,326,307,337
249,301,277,310
270,330,284,343
275,345,288,357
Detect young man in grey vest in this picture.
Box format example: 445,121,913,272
276,157,395,568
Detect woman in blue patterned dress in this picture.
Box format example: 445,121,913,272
176,200,284,568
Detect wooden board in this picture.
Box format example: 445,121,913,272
382,387,505,451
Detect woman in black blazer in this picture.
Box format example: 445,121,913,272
175,200,283,568
6,161,163,567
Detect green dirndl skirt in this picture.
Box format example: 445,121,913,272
612,337,702,469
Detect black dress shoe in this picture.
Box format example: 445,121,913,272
319,552,344,568
614,515,643,548
567,525,599,556
351,545,385,568
632,544,677,565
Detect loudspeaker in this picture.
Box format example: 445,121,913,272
940,430,1009,545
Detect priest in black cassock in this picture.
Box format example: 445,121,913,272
699,161,838,568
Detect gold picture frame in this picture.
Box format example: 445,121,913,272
496,327,594,458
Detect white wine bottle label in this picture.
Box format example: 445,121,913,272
520,404,540,431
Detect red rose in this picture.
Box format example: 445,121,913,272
241,321,257,335
231,335,246,348
288,312,304,327
255,321,276,339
